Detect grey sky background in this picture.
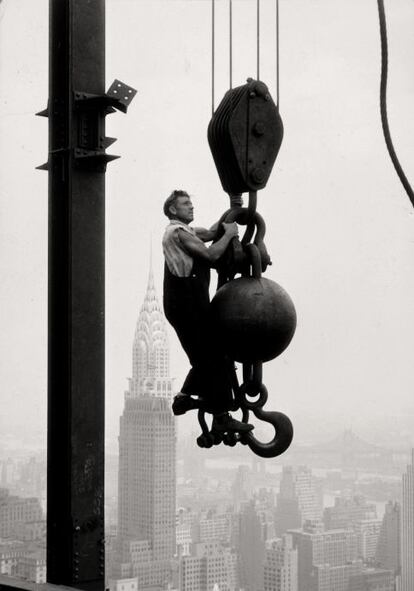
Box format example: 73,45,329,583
1,0,414,453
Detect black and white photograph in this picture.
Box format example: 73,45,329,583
1,1,414,590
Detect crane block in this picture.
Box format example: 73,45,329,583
208,79,283,195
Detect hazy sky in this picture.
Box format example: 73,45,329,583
1,0,414,453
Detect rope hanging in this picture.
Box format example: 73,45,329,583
229,0,233,89
212,0,281,108
212,0,215,115
257,0,260,80
377,0,414,208
276,0,279,108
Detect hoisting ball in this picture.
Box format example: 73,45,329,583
211,277,296,363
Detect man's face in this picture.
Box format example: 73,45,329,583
170,196,194,223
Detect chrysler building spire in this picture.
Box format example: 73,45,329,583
128,264,170,398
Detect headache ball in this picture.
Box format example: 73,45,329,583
211,276,296,363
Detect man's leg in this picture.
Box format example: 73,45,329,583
165,290,253,430
172,368,203,415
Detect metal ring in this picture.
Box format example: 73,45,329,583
239,382,268,410
245,243,262,278
241,191,258,246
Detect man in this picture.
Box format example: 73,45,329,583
162,189,253,433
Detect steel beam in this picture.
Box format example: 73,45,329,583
47,1,105,588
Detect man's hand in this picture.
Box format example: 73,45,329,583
179,221,239,265
222,222,239,239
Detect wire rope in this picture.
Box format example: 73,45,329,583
377,0,414,207
229,0,233,89
257,0,260,80
276,0,279,108
212,0,215,115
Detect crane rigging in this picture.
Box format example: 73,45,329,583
172,0,413,458
190,0,296,458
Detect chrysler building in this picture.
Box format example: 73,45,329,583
114,265,176,590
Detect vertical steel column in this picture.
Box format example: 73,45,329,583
47,1,105,588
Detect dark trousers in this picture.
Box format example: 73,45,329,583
163,262,233,414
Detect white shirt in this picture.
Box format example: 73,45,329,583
162,220,196,277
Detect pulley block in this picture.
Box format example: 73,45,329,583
208,78,283,195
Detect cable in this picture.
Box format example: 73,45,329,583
212,0,215,115
230,0,233,89
276,0,279,108
257,0,260,80
377,0,414,207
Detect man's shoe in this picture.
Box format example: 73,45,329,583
172,393,200,416
212,412,254,433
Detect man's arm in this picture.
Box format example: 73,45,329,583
194,220,221,243
178,222,238,264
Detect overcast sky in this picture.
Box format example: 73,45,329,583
1,0,414,453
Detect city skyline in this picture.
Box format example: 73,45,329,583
1,0,414,450
1,424,412,590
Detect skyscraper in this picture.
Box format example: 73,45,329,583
0,489,43,538
376,501,401,576
275,466,321,536
348,568,394,591
179,541,238,591
238,499,266,591
114,267,176,589
401,449,414,591
263,534,298,591
323,495,377,531
289,520,361,591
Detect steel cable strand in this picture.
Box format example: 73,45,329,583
212,0,215,115
377,0,414,207
276,0,280,108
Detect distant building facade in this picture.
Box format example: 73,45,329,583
375,501,401,575
275,466,321,535
289,520,361,591
354,519,382,562
323,495,377,531
179,541,238,591
16,550,46,584
348,567,394,591
107,577,139,591
263,534,298,591
238,499,267,591
114,267,176,589
232,465,254,510
401,450,414,591
0,489,43,539
312,562,363,591
0,540,25,577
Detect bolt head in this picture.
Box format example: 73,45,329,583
253,121,265,137
250,167,266,184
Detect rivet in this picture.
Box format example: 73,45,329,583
252,121,265,137
250,167,266,184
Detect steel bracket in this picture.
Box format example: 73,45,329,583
72,80,136,171
36,80,137,172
